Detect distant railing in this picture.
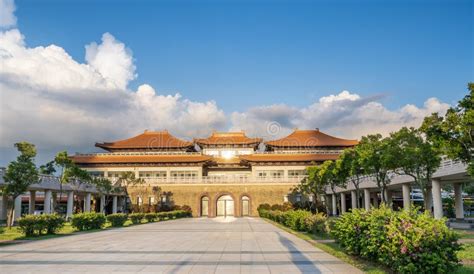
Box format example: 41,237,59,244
108,175,307,185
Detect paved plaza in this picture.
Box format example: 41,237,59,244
0,217,361,273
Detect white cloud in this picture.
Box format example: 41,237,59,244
0,0,16,28
230,91,450,140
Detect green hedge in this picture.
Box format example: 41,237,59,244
18,214,65,236
259,208,328,234
332,205,461,273
129,213,145,224
71,212,106,231
145,213,157,222
106,213,128,227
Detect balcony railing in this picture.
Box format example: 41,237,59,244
109,175,307,185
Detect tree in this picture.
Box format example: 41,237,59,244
340,148,364,208
92,177,121,211
299,165,326,212
388,127,442,211
3,142,39,227
421,83,474,176
118,171,145,212
357,134,395,203
39,160,56,175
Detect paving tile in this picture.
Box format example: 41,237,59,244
0,217,362,273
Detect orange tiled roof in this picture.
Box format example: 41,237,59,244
239,153,339,162
95,130,193,151
266,129,358,147
194,131,262,146
72,154,212,164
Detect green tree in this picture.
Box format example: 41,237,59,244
92,177,121,210
299,165,326,212
3,142,39,227
357,134,395,203
118,171,145,212
388,127,442,210
422,83,474,176
39,160,56,175
340,148,364,208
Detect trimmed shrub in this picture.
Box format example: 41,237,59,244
332,205,461,273
145,213,157,222
18,214,65,236
303,212,328,234
71,212,106,231
259,207,328,234
129,213,145,224
107,213,128,227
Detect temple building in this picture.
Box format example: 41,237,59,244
72,129,358,217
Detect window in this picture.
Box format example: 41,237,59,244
137,196,142,206
288,170,306,177
161,196,167,203
149,197,155,205
296,194,302,202
170,171,198,178
283,195,289,202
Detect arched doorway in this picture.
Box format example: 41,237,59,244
241,196,250,216
201,196,209,217
216,195,234,217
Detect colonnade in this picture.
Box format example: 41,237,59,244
328,179,467,220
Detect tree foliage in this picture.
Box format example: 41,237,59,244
3,142,39,227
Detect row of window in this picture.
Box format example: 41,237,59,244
256,170,306,178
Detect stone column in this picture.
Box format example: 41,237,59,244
0,194,7,221
13,195,22,222
100,195,106,213
372,192,379,208
402,183,411,210
51,192,57,213
29,190,36,215
340,193,347,214
364,189,371,211
84,193,91,212
66,191,74,219
112,196,118,214
454,183,464,219
351,190,357,210
331,194,337,216
44,190,52,214
432,179,443,219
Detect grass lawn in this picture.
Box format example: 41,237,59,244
264,218,474,274
454,229,474,239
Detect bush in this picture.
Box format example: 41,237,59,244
18,214,65,236
332,205,461,273
129,213,145,224
107,213,128,227
145,213,157,222
71,212,106,231
259,207,328,234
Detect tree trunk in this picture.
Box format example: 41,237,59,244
6,196,14,228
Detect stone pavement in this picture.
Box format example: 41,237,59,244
0,217,362,273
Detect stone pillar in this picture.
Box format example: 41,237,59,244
44,190,52,214
13,195,22,222
103,170,109,177
51,192,57,213
29,190,36,215
402,183,411,210
0,195,7,221
331,194,337,216
351,190,357,210
372,192,379,208
454,183,464,219
84,193,91,212
66,191,74,219
112,196,118,214
364,189,371,211
432,179,443,219
340,193,347,214
100,195,106,213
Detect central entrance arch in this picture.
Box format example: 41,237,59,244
216,195,234,217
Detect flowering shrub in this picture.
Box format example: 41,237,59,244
18,214,65,236
259,207,328,234
332,205,461,273
106,213,128,227
71,213,106,231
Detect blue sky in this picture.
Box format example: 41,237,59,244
15,0,472,110
0,0,472,166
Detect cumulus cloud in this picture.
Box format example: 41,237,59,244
230,91,450,140
0,0,16,28
0,28,226,158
